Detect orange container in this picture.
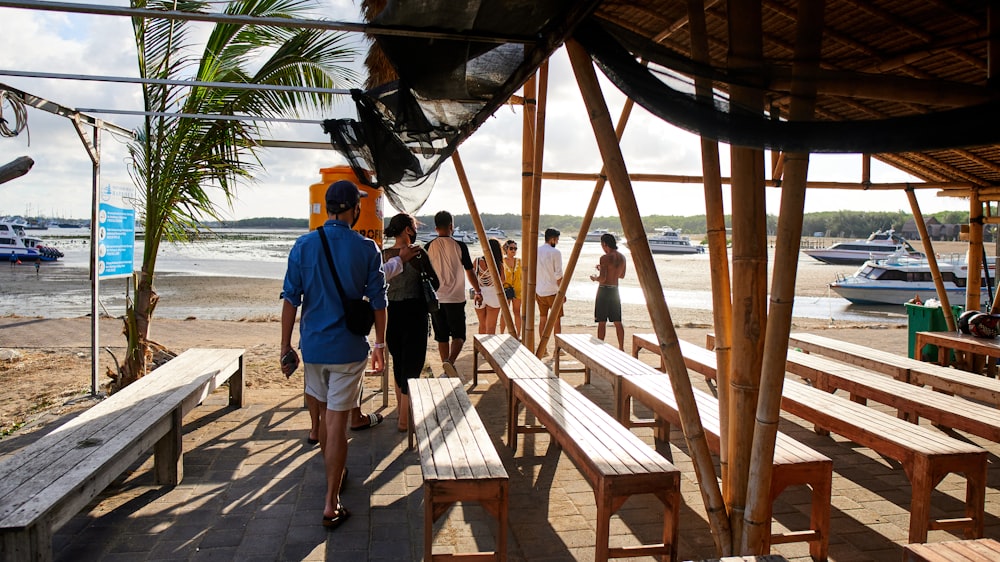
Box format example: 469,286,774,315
308,166,384,245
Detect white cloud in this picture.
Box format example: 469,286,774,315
0,6,971,221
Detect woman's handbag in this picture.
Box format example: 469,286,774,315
317,228,375,336
421,273,439,313
503,285,516,299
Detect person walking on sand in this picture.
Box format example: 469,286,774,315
590,232,627,350
425,210,482,377
536,227,563,356
474,238,506,335
279,180,388,531
34,258,39,278
383,213,439,432
498,239,522,335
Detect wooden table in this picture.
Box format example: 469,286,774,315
914,331,1000,376
904,538,1000,561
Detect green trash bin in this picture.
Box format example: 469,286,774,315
905,303,964,360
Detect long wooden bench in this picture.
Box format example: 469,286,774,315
479,336,680,561
904,537,1000,561
408,377,508,561
556,334,831,561
0,348,246,561
781,348,1000,443
788,332,1000,407
633,334,987,544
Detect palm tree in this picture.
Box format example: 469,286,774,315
116,0,358,390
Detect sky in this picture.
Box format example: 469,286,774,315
0,1,972,222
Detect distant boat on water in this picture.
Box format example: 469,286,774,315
583,228,618,243
829,250,992,306
804,229,922,265
630,227,704,254
0,220,64,261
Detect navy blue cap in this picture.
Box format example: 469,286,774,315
326,180,367,212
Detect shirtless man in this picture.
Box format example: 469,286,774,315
589,232,627,349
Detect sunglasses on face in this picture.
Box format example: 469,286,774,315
506,246,517,251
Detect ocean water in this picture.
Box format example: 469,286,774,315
16,227,906,324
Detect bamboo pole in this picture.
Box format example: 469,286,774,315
538,171,969,191
687,0,734,497
524,63,550,350
742,0,823,553
969,189,985,313
862,153,871,184
566,38,731,555
520,74,536,342
535,98,636,356
905,187,956,330
452,150,516,336
726,0,767,543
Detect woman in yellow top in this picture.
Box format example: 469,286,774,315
498,239,522,335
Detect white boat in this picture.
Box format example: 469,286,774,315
632,227,705,254
829,251,994,306
804,229,922,265
0,221,64,261
584,228,618,243
484,227,506,239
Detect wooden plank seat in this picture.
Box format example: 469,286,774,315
407,377,509,561
0,348,246,561
904,537,1000,561
788,332,1000,407
780,348,1000,443
508,375,681,562
556,334,831,561
633,334,986,544
472,334,557,406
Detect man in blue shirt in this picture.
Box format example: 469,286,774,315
280,180,387,531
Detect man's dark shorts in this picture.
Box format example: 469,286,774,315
594,285,622,323
431,302,467,343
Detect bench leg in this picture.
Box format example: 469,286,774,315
228,355,245,408
1,523,53,562
155,408,184,485
810,473,832,561
595,487,613,562
965,455,987,539
907,457,933,544
472,347,480,386
507,388,518,452
424,482,435,561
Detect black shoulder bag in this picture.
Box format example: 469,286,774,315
317,227,375,336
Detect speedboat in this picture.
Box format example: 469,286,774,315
829,251,994,306
584,228,618,243
0,220,64,261
804,229,922,265
484,227,506,239
630,227,704,254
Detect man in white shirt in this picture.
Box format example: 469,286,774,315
536,227,563,356
425,211,482,375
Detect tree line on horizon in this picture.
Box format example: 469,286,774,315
224,209,971,239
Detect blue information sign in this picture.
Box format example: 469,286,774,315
97,185,136,279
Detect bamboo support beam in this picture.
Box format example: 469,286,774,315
743,0,824,553
520,74,536,343
539,171,970,191
535,99,637,357
905,187,956,329
688,0,734,513
566,38,732,553
726,0,767,545
452,151,516,336
524,64,550,350
969,190,985,313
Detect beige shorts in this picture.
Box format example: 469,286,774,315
303,358,367,411
536,294,564,318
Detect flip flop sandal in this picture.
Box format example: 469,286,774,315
322,504,350,530
350,413,383,431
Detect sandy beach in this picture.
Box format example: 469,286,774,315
0,239,932,437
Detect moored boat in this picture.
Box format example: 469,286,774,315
631,227,704,254
829,251,993,306
584,228,618,243
804,229,922,265
0,220,64,261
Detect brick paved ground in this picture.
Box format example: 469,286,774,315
7,344,1000,561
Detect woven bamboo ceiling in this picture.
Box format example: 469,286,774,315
589,0,998,190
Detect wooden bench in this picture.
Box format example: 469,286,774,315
408,377,508,561
0,348,246,561
915,331,1000,376
473,334,557,407
556,334,831,561
788,332,1000,407
632,334,986,544
780,348,1000,443
904,537,1000,561
509,375,680,561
